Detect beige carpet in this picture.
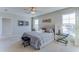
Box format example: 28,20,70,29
0,37,79,52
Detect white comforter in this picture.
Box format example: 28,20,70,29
27,31,54,49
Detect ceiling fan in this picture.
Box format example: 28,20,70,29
24,7,37,14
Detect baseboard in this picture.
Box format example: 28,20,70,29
0,34,22,40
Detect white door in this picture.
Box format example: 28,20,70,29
2,18,12,37
0,17,2,37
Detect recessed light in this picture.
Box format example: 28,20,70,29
4,9,8,11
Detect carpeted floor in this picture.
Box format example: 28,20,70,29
0,37,79,52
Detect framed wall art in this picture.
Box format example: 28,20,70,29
43,18,51,23
18,20,24,26
24,21,29,26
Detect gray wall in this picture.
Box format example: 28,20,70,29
0,12,31,38
35,7,76,33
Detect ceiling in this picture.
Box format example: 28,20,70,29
0,7,67,17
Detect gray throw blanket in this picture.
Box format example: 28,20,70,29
30,36,41,50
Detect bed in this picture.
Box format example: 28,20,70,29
22,31,54,50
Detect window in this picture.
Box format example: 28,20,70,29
34,19,39,31
62,13,75,37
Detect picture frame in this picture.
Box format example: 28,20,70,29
18,20,24,26
24,21,29,26
43,18,51,22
